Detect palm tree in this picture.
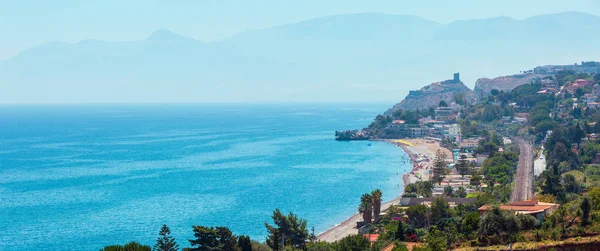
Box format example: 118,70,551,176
371,189,382,222
359,193,373,224
444,186,454,197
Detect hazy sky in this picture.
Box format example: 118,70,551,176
1,0,599,60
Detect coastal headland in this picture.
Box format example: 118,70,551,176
317,138,449,242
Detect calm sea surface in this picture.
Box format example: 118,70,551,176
0,104,410,251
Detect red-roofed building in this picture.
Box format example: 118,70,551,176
574,79,592,86
364,234,379,243
567,79,592,93
478,200,559,222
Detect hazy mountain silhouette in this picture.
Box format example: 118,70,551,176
2,12,599,103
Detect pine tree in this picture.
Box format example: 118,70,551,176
188,226,240,251
237,235,252,251
153,224,179,251
582,197,591,227
456,155,470,177
396,222,405,241
433,150,448,185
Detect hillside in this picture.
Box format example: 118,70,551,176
386,73,472,113
473,73,543,97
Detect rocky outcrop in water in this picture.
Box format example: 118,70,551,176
335,130,369,141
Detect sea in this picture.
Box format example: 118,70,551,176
0,103,411,251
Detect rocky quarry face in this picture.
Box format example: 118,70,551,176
473,73,543,97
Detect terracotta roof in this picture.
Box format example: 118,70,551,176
364,234,379,242
478,200,559,215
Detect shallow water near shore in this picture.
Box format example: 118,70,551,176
0,103,410,251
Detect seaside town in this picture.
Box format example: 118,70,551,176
93,62,600,251
321,62,600,250
8,2,600,251
84,61,600,251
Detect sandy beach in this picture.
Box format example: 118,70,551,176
317,138,448,242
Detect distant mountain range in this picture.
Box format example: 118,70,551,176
1,11,600,103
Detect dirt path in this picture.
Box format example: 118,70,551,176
511,138,534,202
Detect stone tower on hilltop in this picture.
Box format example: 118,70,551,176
453,73,460,82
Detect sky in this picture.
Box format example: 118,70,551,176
1,0,599,60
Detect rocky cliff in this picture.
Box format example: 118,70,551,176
386,73,472,113
473,73,542,97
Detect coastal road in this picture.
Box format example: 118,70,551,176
510,138,534,202
534,147,547,176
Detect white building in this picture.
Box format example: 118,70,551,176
443,124,461,141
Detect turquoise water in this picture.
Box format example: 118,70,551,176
0,104,410,251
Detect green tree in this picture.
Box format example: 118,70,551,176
154,225,179,251
439,100,448,107
549,200,582,237
432,150,448,185
334,235,370,251
358,193,373,224
470,175,482,188
391,242,409,251
462,212,480,238
237,236,252,251
101,242,152,251
588,187,600,210
426,226,447,251
371,189,383,222
406,204,430,229
188,226,240,251
265,209,309,250
563,174,581,194
456,155,470,177
443,186,453,197
456,186,467,198
453,92,467,106
575,88,585,98
542,164,566,202
416,181,434,197
581,197,591,227
396,221,405,241
430,198,451,226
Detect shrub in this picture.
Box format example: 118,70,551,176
517,214,538,230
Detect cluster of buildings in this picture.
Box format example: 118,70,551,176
386,103,463,141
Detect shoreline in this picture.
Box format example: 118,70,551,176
318,138,445,242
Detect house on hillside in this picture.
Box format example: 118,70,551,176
514,113,528,124
435,106,458,121
593,84,600,97
583,94,598,104
588,102,600,110
567,79,592,93
478,200,560,222
460,137,482,149
442,124,460,141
